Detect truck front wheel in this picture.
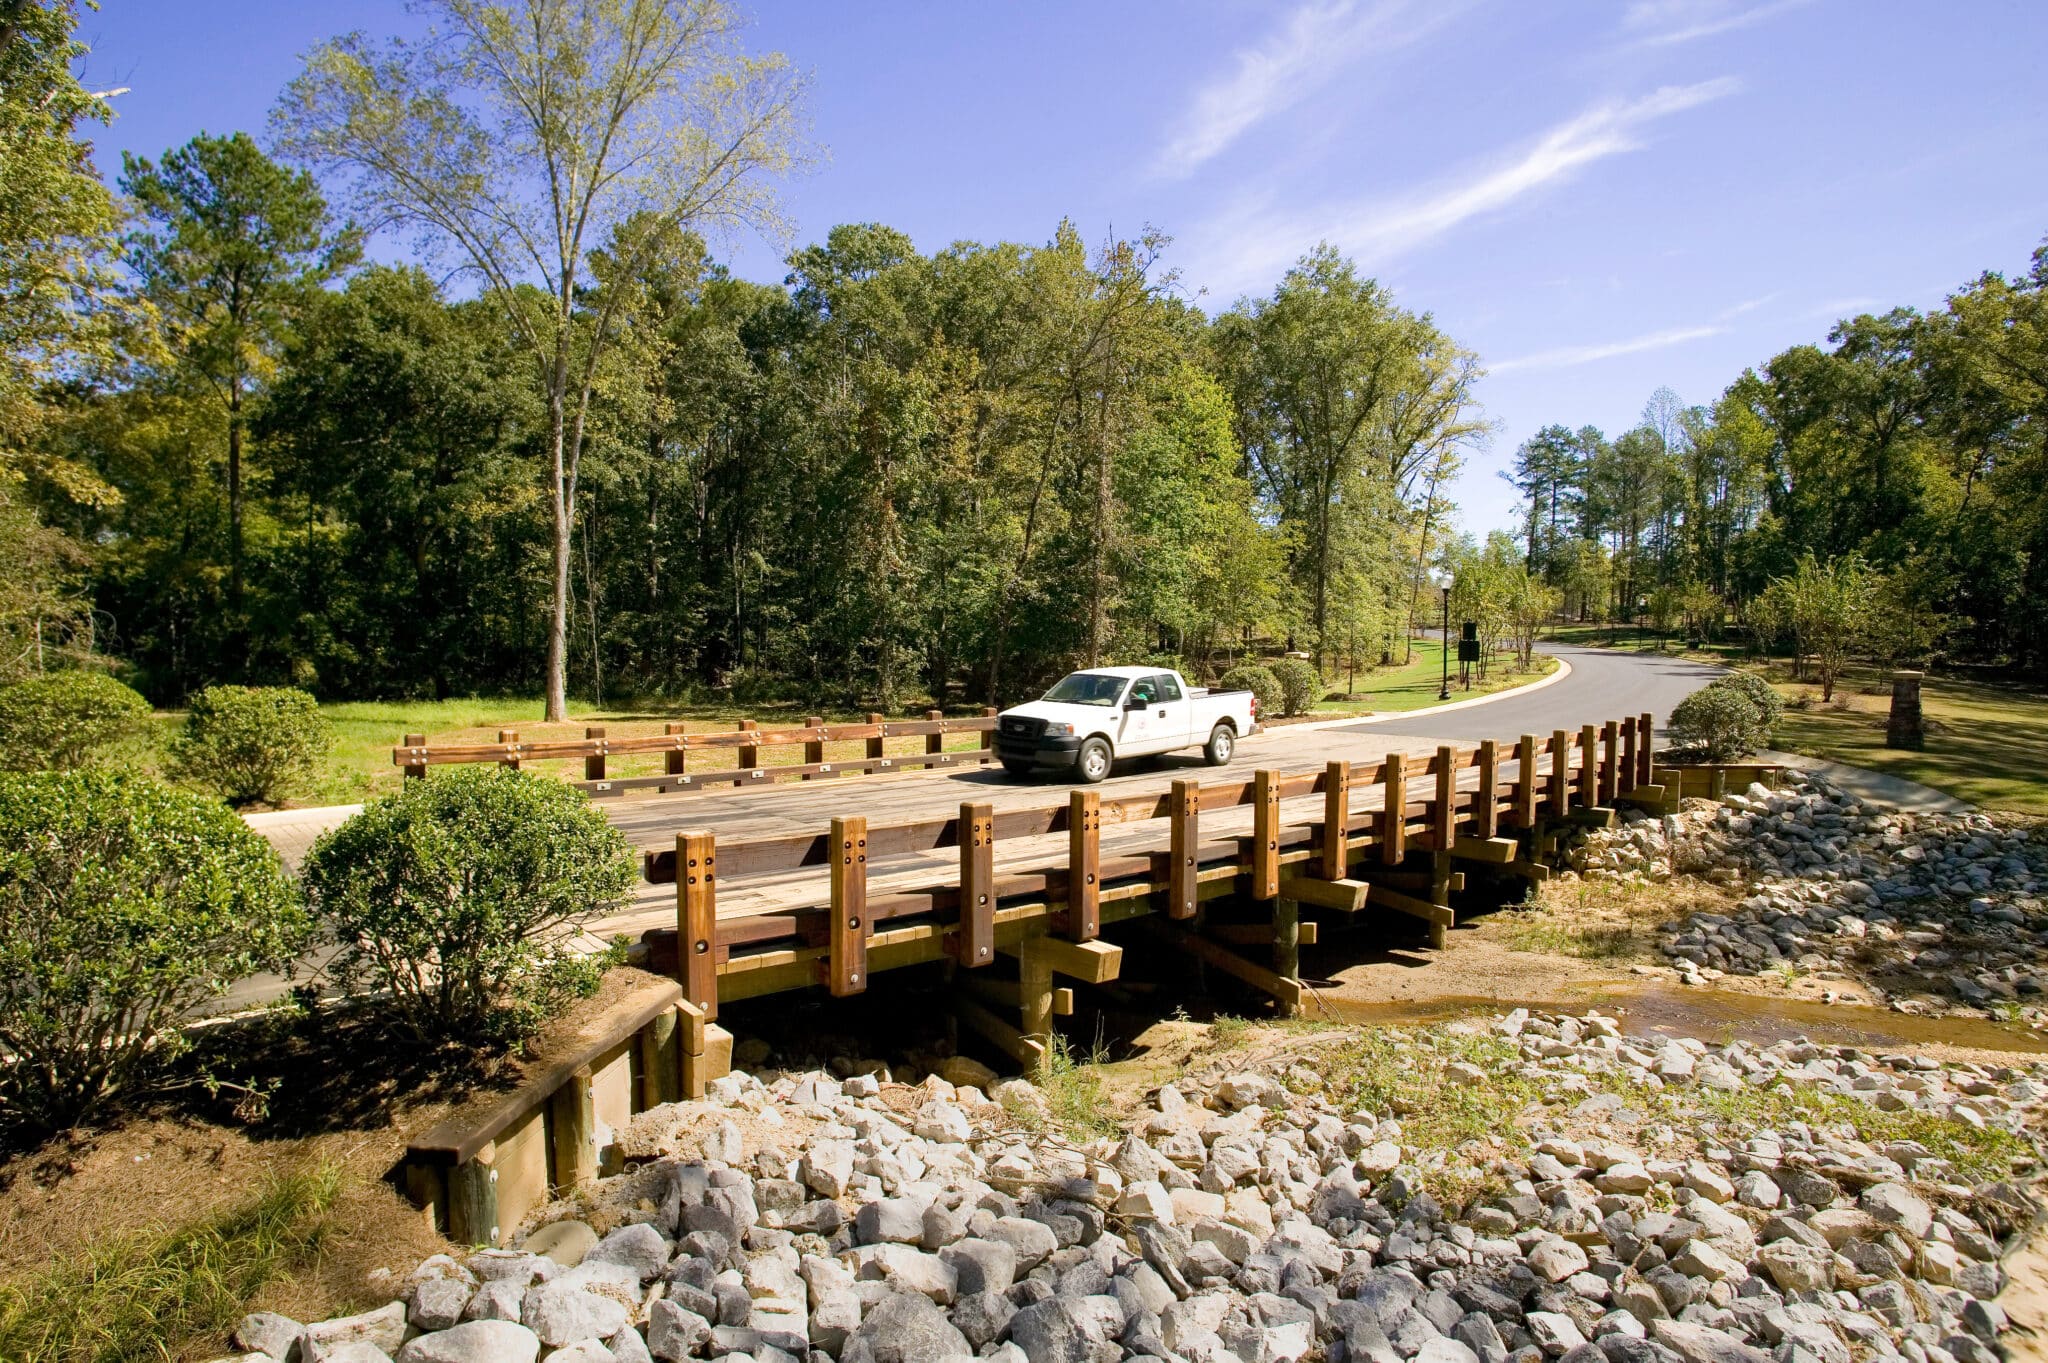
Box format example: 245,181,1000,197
1204,723,1236,766
1075,737,1113,784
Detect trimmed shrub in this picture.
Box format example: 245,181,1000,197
1667,684,1767,762
169,685,331,806
1270,657,1322,717
0,771,307,1133
1709,670,1784,736
0,672,153,772
301,766,635,1043
1219,665,1282,722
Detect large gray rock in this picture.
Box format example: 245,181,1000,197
301,1303,408,1359
938,1237,1017,1296
1008,1297,1111,1363
585,1222,670,1280
409,1277,471,1331
849,1291,972,1363
234,1313,303,1360
395,1321,542,1363
1859,1183,1934,1239
646,1299,711,1361
520,1280,631,1346
857,1197,929,1245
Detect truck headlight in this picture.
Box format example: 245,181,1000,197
1046,723,1074,737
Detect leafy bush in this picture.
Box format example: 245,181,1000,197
0,672,153,772
1270,657,1322,716
1667,684,1767,762
0,772,307,1133
169,685,331,806
1219,664,1282,722
1708,670,1783,736
302,766,635,1043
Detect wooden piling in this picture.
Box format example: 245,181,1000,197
1321,760,1350,881
584,726,606,782
403,733,427,782
498,729,520,771
865,713,886,761
664,722,687,777
550,1068,597,1191
1512,734,1537,830
1272,897,1300,1019
676,829,717,1019
1638,711,1655,787
828,816,868,995
1599,719,1619,806
1251,769,1281,900
448,1150,499,1246
1380,752,1407,865
1579,724,1598,810
1476,740,1500,838
1169,779,1201,920
926,709,945,756
804,716,825,776
738,719,759,772
1067,791,1100,940
954,801,995,967
1620,716,1638,796
1548,729,1570,817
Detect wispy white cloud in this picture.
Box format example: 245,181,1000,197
1489,324,1727,374
1152,0,1451,180
1803,295,1879,319
1182,78,1740,298
1620,0,1811,47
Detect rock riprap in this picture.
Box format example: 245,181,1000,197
1558,773,2046,1014
225,1011,2042,1363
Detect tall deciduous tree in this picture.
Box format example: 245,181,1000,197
276,0,809,720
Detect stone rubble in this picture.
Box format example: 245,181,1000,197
1558,773,2048,1015
221,1009,2044,1363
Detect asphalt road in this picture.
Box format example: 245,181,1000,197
1343,642,1722,746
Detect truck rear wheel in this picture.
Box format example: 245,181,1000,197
1203,723,1236,766
1075,737,1112,784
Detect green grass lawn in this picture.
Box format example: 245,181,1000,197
1770,667,2048,817
1308,638,1559,715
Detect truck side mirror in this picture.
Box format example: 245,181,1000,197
1125,694,1146,710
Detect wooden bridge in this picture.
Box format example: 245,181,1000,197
397,708,1686,1243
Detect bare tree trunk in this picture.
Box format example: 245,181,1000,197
546,391,571,721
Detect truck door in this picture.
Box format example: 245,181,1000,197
1117,675,1160,753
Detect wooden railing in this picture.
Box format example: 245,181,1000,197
640,711,1665,1031
391,707,1001,798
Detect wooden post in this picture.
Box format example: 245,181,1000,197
1433,746,1457,849
1579,724,1598,810
1599,720,1619,806
403,733,427,782
583,726,606,782
1018,934,1055,1067
981,706,999,761
676,830,717,1020
550,1068,597,1191
1251,769,1281,900
1380,752,1407,865
1548,730,1571,816
1512,734,1538,830
1320,760,1350,881
1272,897,1300,1019
1476,739,1499,838
1067,791,1100,941
954,802,995,967
828,816,868,995
865,712,886,762
1169,778,1200,920
926,709,945,757
1619,717,1638,796
498,729,520,771
738,718,759,771
664,722,687,777
804,716,825,778
1637,711,1655,786
1887,672,1925,750
448,1151,499,1246
640,1012,680,1108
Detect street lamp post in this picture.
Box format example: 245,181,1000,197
1438,584,1452,701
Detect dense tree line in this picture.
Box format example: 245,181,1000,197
1506,252,2048,678
3,2,1487,710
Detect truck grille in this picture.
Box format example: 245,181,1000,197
1001,716,1047,739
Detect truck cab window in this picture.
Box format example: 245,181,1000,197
1152,673,1183,702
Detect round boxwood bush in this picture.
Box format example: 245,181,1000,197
169,685,331,806
1219,664,1282,723
0,672,153,772
1270,657,1322,717
1667,684,1767,762
0,771,307,1133
1708,670,1783,736
301,766,636,1044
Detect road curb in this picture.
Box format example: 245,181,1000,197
1323,653,1574,730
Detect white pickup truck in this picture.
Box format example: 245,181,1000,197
993,666,1259,783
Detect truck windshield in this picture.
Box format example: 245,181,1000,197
1042,672,1126,706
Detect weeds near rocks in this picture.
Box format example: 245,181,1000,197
0,1162,342,1363
1037,1033,1121,1142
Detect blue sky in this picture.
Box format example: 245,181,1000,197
75,0,2048,536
